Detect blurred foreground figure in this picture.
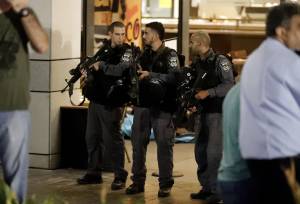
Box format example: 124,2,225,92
240,3,300,204
0,0,48,202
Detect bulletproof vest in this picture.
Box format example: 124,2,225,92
138,46,178,113
193,53,224,113
84,43,131,107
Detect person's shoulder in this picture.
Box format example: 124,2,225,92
164,46,177,55
163,47,178,61
225,83,240,103
163,47,179,68
215,54,232,72
223,83,240,107
122,43,131,49
229,83,240,94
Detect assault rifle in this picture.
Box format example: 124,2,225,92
174,69,207,125
61,39,111,95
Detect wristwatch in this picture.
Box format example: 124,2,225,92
18,7,32,18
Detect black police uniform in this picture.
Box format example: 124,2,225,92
191,48,234,198
78,41,132,186
128,44,179,192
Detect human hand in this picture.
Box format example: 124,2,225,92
138,70,150,80
282,159,300,203
195,90,209,100
188,106,198,113
91,61,101,71
80,69,88,78
6,0,28,12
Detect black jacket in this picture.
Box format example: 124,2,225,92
191,49,234,113
83,42,132,107
138,44,180,113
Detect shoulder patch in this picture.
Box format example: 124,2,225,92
121,49,132,62
217,56,231,72
169,56,178,68
166,49,179,68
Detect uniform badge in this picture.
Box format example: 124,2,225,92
169,56,178,68
121,51,131,62
218,57,231,72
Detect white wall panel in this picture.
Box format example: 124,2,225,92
51,0,82,59
29,92,50,154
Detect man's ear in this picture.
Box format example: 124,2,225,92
275,26,288,42
108,31,112,38
153,32,159,41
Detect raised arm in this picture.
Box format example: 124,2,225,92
8,0,48,53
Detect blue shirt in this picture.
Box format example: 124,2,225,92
218,83,250,181
240,38,300,159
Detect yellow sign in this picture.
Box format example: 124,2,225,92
94,0,142,46
94,0,111,26
159,0,172,8
123,0,142,46
95,0,110,7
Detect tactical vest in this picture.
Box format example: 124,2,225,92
193,53,225,113
138,46,178,113
83,43,131,107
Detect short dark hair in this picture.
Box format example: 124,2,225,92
108,21,125,33
146,22,165,40
266,3,300,37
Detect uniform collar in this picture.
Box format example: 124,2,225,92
153,43,165,54
201,48,215,61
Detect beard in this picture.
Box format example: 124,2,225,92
189,47,199,57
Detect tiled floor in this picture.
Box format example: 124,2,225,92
26,141,206,204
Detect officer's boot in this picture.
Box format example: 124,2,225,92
158,187,172,197
125,183,145,194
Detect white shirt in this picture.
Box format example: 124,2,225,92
240,37,300,159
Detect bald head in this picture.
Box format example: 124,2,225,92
190,31,211,56
191,31,211,47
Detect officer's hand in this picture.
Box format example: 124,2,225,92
91,61,100,71
80,69,88,78
188,106,197,113
138,70,150,80
6,0,28,12
195,90,209,100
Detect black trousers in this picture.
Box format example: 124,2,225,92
246,157,300,204
194,113,223,193
130,107,175,188
85,102,128,179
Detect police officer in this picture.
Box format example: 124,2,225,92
77,21,131,191
189,31,234,203
125,22,179,197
